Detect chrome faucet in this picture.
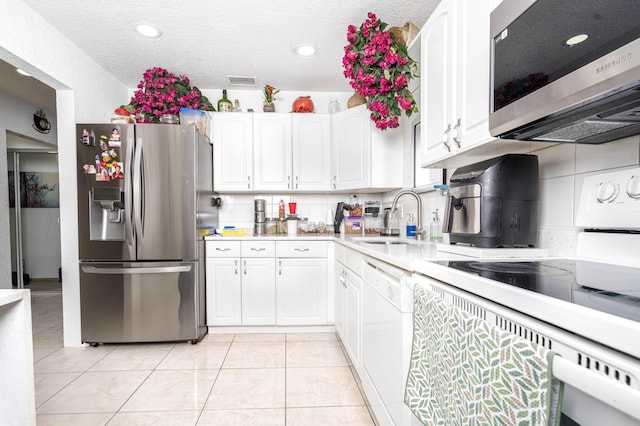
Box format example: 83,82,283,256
390,190,426,241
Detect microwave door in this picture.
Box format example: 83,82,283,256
135,124,197,261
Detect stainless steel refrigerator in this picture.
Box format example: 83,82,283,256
76,123,217,344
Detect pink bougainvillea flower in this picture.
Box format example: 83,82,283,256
122,67,214,123
342,13,419,130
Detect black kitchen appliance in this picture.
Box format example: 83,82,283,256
442,154,539,248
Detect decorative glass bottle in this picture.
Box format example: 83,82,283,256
217,89,233,112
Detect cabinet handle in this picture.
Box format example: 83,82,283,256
452,118,462,148
294,248,310,252
443,124,452,152
278,260,282,275
333,176,337,189
287,175,291,189
247,176,251,189
250,247,266,252
215,247,231,251
295,176,299,190
243,259,247,275
234,259,238,275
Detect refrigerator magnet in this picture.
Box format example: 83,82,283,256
96,167,110,182
99,135,108,151
82,164,96,175
111,162,124,179
108,128,121,147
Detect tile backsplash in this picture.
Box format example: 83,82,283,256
216,136,640,257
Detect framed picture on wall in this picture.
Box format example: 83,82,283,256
8,171,59,208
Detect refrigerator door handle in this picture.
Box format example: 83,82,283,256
125,133,135,246
133,137,144,244
82,265,192,274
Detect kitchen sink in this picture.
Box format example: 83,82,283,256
352,237,417,246
363,241,411,245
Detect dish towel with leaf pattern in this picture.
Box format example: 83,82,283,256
404,285,564,426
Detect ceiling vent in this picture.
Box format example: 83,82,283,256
226,75,257,87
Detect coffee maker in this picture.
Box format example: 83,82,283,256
442,154,539,248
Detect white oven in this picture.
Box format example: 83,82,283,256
416,167,640,425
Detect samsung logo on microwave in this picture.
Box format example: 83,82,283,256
596,52,633,74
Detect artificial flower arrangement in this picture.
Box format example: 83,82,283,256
343,12,419,130
122,67,215,123
263,84,280,104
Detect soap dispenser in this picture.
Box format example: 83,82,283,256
406,213,417,239
430,209,443,242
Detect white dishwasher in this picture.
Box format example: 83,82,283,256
361,258,421,426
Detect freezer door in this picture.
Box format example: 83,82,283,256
79,261,206,343
76,124,135,261
134,124,198,261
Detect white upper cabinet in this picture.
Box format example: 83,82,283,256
292,114,331,191
253,113,293,191
212,113,253,191
421,0,503,168
331,105,402,191
213,112,331,192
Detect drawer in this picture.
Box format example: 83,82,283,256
206,241,241,257
343,247,362,276
276,241,327,258
241,240,276,257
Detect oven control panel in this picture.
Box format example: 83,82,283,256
576,167,640,230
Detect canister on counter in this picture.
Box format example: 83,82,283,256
265,217,277,234
297,217,308,234
287,215,298,236
276,218,288,235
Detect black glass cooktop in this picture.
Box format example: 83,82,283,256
437,259,640,323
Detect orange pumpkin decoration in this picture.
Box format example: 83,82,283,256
292,96,314,113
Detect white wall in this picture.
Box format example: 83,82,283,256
1,0,128,346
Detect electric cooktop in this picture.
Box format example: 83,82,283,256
438,259,640,324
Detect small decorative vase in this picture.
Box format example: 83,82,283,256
292,96,315,113
347,91,366,109
263,102,275,112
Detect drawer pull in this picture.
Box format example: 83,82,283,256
250,247,266,252
294,248,310,252
215,247,231,252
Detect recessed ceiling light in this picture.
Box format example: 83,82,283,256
16,68,31,77
566,34,588,46
295,45,316,56
135,24,161,38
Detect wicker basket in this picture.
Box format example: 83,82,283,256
389,21,420,46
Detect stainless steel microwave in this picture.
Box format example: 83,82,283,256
489,0,640,144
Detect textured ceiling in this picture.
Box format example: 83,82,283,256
16,0,439,94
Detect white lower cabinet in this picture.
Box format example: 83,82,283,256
206,239,328,327
276,241,328,326
241,258,276,325
206,240,275,326
334,243,362,372
206,257,242,325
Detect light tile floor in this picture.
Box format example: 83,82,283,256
31,292,375,425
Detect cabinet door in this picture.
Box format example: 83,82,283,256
276,258,328,325
253,113,292,191
455,0,501,152
345,269,362,370
293,114,331,191
420,0,457,166
205,258,241,325
334,263,346,339
241,258,276,325
331,106,371,190
213,113,253,191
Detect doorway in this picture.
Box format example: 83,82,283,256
8,140,61,292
